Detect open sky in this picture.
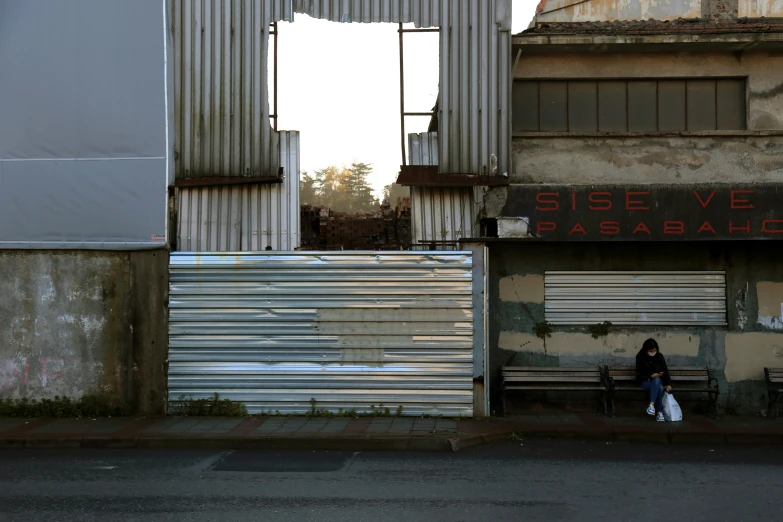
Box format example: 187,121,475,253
274,0,538,197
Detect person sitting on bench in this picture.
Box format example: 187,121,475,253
636,339,672,422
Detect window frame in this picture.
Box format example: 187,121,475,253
512,77,749,135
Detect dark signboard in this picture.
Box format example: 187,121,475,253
501,184,783,241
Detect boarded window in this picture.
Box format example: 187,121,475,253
514,79,746,132
598,82,627,132
512,82,539,132
540,81,568,131
658,81,687,131
544,271,727,326
568,81,598,132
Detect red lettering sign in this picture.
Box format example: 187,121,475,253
663,221,685,235
762,220,783,233
697,221,717,234
571,191,577,211
600,221,620,235
569,223,588,236
588,192,612,211
633,222,652,235
731,190,755,209
729,220,751,234
536,222,556,235
536,193,559,211
693,190,716,209
626,192,650,211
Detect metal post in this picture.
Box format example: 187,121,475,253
398,23,406,166
273,22,278,131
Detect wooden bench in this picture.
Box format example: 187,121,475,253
605,366,719,418
765,368,783,419
501,367,608,416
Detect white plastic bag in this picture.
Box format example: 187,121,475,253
663,392,683,422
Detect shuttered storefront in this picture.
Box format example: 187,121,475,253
545,271,727,326
169,252,475,416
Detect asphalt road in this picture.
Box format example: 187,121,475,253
1,440,782,521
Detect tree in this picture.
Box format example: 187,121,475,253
300,172,318,206
343,162,376,212
313,165,343,209
302,161,382,212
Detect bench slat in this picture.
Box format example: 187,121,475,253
502,367,598,372
503,370,601,375
503,384,605,391
503,377,601,383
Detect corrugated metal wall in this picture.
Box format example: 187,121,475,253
411,188,475,245
408,132,476,246
544,271,728,326
168,251,475,415
294,0,441,25
171,0,289,179
176,131,300,251
171,0,511,180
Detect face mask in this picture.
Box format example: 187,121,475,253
647,352,656,357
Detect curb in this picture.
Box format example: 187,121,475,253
1,430,780,451
0,436,455,452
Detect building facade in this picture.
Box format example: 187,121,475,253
483,0,783,413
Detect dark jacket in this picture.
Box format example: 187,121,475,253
635,349,671,386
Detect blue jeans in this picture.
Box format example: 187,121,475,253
641,377,664,413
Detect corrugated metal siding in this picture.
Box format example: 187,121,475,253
545,271,727,326
171,0,292,179
411,187,475,245
294,0,441,25
172,0,510,180
176,131,300,251
168,251,475,415
408,132,475,246
296,0,512,175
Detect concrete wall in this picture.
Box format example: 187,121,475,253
0,250,168,414
510,52,783,185
488,241,783,414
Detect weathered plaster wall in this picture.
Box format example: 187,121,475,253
488,241,783,414
703,0,739,18
0,250,168,414
536,0,703,22
510,52,783,185
739,0,783,17
512,135,783,184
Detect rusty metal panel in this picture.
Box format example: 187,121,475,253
545,271,727,325
408,133,476,245
176,131,300,250
168,251,475,416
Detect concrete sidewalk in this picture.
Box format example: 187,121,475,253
0,413,781,452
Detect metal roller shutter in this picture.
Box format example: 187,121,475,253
168,252,475,416
544,271,727,326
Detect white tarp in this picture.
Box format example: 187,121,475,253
0,0,172,248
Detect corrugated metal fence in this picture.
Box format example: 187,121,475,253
169,251,476,415
544,271,727,326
